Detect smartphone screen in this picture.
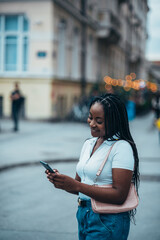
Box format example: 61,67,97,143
40,161,55,173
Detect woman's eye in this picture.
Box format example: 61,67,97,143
96,119,103,124
97,121,103,124
88,115,92,120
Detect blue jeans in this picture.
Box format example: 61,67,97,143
76,200,130,240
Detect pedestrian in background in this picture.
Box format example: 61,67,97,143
10,82,24,132
126,95,136,121
152,92,160,121
45,94,140,240
153,92,160,144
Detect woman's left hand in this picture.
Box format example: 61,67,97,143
47,171,79,192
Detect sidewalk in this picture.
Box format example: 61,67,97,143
0,113,160,175
0,119,90,170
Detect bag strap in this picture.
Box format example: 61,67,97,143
96,142,116,178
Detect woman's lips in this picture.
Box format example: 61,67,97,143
91,128,99,133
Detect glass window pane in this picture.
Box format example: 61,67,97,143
23,37,28,71
5,36,18,71
0,17,1,31
23,16,29,32
0,37,1,70
5,16,18,31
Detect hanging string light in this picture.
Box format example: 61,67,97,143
103,73,159,93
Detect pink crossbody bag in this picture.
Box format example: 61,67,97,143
91,143,139,214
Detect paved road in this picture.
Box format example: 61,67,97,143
0,162,160,240
0,113,160,240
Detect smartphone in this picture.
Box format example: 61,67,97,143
40,161,55,173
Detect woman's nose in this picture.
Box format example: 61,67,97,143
90,119,96,127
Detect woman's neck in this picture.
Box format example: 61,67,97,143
97,137,105,145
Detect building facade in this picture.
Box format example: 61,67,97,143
0,0,149,119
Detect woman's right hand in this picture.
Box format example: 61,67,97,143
45,169,59,175
45,169,60,188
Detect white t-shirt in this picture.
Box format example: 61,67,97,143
76,137,134,200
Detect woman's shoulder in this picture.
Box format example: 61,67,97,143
111,140,134,169
80,137,97,151
115,139,131,146
113,140,133,153
83,137,97,146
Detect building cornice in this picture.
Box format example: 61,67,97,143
0,0,49,2
53,0,99,30
0,0,99,30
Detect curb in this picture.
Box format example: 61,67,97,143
1,160,160,183
0,158,78,172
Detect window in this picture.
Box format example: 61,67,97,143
87,35,93,79
0,18,1,71
0,15,29,73
23,37,28,71
5,16,18,31
0,35,1,71
57,19,67,77
5,36,18,71
23,16,29,32
71,28,80,79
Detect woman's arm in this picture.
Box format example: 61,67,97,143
66,173,81,195
77,168,133,204
47,169,133,204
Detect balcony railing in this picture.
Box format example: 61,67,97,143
96,10,121,43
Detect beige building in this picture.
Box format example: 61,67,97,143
0,0,149,119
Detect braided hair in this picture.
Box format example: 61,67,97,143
89,93,140,221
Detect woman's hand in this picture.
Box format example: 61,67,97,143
45,169,79,193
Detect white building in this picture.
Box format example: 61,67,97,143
0,0,149,119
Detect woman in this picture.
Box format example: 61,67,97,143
46,93,140,240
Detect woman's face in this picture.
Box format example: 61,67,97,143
87,102,106,138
